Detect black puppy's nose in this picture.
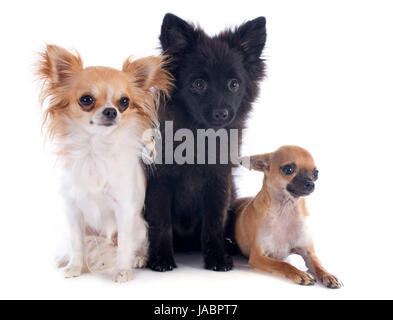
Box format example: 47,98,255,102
304,180,315,192
103,107,117,119
212,109,229,121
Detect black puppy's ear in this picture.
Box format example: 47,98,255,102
225,17,267,59
159,13,197,55
240,152,272,172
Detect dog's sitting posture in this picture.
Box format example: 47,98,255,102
231,146,342,288
36,45,171,282
145,13,267,272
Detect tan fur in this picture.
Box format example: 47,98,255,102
235,146,342,288
36,45,173,146
35,45,173,281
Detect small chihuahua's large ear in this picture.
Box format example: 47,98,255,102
240,152,272,172
122,56,173,94
37,44,83,86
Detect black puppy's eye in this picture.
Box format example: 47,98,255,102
118,97,130,112
281,164,296,176
312,169,319,180
79,95,95,111
228,79,240,92
192,79,207,91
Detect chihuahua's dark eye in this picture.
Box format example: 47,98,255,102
281,164,296,176
228,79,240,92
79,95,95,111
192,79,207,91
118,97,130,112
312,169,319,180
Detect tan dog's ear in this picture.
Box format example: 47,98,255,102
37,44,83,86
240,153,272,171
122,56,173,94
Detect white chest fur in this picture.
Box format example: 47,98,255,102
258,200,311,260
58,122,145,238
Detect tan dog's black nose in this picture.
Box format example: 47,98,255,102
304,179,314,192
103,107,117,119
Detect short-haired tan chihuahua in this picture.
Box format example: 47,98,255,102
233,146,342,288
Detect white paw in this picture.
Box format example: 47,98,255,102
113,269,134,283
64,265,83,278
133,254,148,269
56,257,69,269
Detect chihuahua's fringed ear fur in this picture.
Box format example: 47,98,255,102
241,153,272,172
36,45,83,140
37,44,83,91
122,56,173,128
122,56,173,95
122,56,173,163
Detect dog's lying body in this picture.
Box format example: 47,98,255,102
144,13,267,272
232,146,342,288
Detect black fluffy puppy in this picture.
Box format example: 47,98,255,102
145,13,267,272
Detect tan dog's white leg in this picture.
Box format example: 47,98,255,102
112,165,148,283
297,243,342,289
113,196,147,282
249,249,315,285
63,202,85,278
113,204,138,283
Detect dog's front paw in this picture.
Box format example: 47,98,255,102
64,265,83,278
147,255,177,272
318,273,342,289
133,254,148,269
204,254,233,272
113,269,134,283
288,271,315,286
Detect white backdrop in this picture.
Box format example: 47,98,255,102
0,0,392,299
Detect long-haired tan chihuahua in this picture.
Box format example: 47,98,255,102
233,145,342,288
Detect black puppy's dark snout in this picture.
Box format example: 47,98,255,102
103,107,117,119
304,179,315,192
212,109,229,121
